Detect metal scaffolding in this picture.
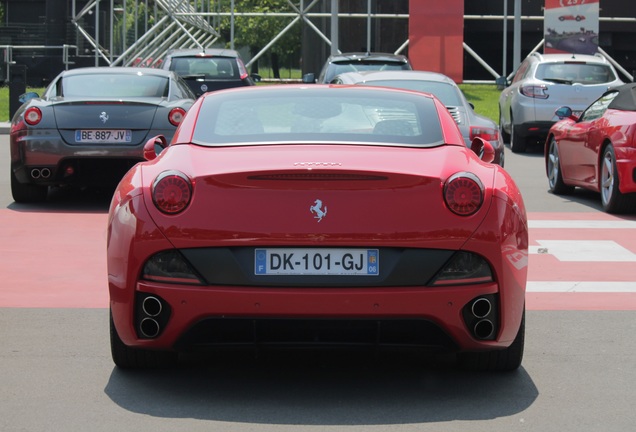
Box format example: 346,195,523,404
14,1,636,82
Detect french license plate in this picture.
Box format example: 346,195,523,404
75,129,132,143
255,248,379,276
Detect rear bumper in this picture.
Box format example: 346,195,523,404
113,281,508,353
514,121,555,140
10,128,170,186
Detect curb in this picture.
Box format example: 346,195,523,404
1,122,10,134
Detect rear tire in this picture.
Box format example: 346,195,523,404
458,308,525,372
547,137,575,195
110,309,178,369
510,123,527,154
10,170,48,203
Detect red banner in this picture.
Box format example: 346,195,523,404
408,0,464,82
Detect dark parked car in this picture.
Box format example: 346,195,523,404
303,52,412,84
332,70,505,166
9,67,196,203
159,48,260,97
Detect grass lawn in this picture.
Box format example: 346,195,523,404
0,83,502,124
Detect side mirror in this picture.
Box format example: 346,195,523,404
302,73,316,84
143,135,168,161
555,106,575,120
495,76,508,90
19,92,40,103
471,137,495,164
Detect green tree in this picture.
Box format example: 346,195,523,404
219,0,301,78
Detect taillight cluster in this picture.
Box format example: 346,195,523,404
520,84,549,99
237,58,249,80
168,107,186,126
443,172,484,216
151,170,192,214
470,126,499,142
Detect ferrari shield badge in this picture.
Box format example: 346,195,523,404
310,199,327,222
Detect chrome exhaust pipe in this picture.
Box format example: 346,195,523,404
474,319,495,340
31,168,41,179
40,168,51,179
139,317,161,338
142,296,163,317
471,297,492,319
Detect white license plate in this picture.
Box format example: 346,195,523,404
255,248,379,276
75,129,132,143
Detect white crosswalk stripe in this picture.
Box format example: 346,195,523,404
527,281,636,292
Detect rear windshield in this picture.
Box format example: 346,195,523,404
170,57,238,79
192,89,444,147
54,73,169,98
536,62,616,84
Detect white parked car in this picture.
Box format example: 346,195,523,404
498,52,623,153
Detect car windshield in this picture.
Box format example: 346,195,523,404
536,62,616,84
58,73,169,98
325,61,409,82
191,88,444,147
359,80,464,106
170,57,238,79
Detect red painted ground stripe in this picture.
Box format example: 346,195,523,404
0,210,109,308
526,293,636,311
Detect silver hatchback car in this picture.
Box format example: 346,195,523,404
498,52,623,153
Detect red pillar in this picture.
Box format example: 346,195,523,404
408,0,464,82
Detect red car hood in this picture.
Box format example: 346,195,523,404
140,143,496,250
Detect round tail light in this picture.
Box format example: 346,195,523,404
24,107,42,125
444,172,484,216
152,170,192,214
168,107,186,126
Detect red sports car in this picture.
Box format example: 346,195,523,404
546,83,636,213
107,85,528,371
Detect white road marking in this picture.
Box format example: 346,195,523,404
529,240,636,261
529,220,636,229
527,281,636,293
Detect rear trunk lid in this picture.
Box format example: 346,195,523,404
143,143,495,251
52,99,162,145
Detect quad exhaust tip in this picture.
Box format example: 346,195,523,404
31,168,51,179
142,296,163,317
139,317,161,338
466,296,496,340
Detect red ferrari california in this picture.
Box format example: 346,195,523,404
546,83,636,213
107,85,528,371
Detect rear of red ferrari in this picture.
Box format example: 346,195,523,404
107,86,528,371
